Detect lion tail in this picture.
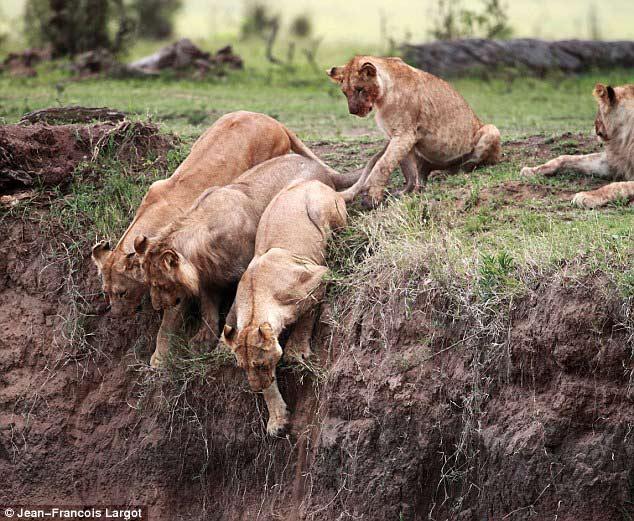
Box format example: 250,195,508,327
284,127,362,190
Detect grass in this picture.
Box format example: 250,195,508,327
1,59,633,141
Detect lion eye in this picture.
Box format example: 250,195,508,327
356,87,364,94
115,289,127,298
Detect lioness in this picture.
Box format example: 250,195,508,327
221,179,347,435
327,55,501,205
521,83,634,208
135,155,358,367
91,111,337,368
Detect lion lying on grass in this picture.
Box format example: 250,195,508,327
521,83,634,208
327,55,501,206
221,179,347,435
91,111,337,368
134,155,358,368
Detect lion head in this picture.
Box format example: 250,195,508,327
221,323,283,392
134,235,200,310
91,240,146,316
593,83,634,142
327,57,382,118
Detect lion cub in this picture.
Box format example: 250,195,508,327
91,111,337,368
135,156,357,367
221,179,347,436
328,56,501,205
521,83,634,208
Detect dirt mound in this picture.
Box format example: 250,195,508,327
1,132,632,520
0,117,174,195
0,47,51,77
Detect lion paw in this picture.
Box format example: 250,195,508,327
360,190,384,210
266,408,290,437
190,326,217,348
520,167,535,177
572,191,605,209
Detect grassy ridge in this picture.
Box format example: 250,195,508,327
2,67,634,141
1,66,633,362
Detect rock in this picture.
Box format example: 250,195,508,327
403,38,634,76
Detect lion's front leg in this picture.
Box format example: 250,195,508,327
152,301,186,368
284,284,324,362
262,377,290,436
341,143,387,202
573,181,634,208
190,290,221,348
284,310,317,363
364,134,418,206
521,152,611,179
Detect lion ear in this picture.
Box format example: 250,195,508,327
160,250,179,271
258,322,274,341
124,251,139,270
594,83,616,105
134,235,148,255
327,66,344,84
91,240,111,272
222,324,237,350
359,62,377,80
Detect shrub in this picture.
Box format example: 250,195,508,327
23,0,135,57
290,14,312,39
130,0,182,40
430,0,512,41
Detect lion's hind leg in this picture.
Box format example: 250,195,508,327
521,152,611,179
395,151,421,194
573,181,634,208
468,124,501,169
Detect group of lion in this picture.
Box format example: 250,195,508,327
92,55,634,436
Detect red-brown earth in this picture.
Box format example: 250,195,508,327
0,123,632,520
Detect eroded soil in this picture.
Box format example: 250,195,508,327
1,125,632,520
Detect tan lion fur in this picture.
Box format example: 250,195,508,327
521,84,634,208
91,110,337,367
327,55,501,205
136,155,357,367
221,179,347,435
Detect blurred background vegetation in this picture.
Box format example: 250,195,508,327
2,0,634,68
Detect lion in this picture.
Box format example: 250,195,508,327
521,84,634,208
134,155,358,368
327,55,501,205
221,179,347,435
91,110,339,368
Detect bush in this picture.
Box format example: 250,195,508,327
240,2,279,40
430,0,512,40
24,0,135,57
290,14,312,39
130,0,182,40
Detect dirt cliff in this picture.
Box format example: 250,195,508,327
1,122,632,520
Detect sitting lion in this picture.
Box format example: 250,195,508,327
327,55,501,205
221,179,347,435
521,84,634,208
91,111,338,368
134,155,358,368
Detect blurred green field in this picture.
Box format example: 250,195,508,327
4,0,634,47
2,66,633,143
